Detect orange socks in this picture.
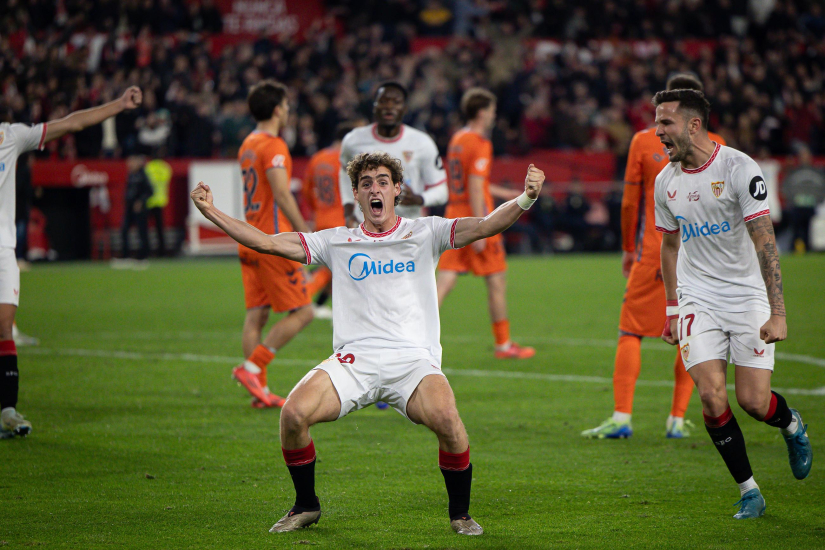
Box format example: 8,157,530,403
613,334,642,414
670,351,694,418
492,319,510,348
247,344,275,387
306,267,332,297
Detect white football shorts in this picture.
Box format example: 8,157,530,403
0,247,20,306
312,348,446,421
677,301,774,371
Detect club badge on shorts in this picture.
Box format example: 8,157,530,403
681,343,690,361
711,181,725,198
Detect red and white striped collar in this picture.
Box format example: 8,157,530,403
681,142,720,174
370,123,405,143
360,216,402,238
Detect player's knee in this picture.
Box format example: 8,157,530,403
736,393,769,419
697,383,727,411
279,401,309,435
428,406,464,439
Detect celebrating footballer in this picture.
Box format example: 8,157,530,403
192,151,545,535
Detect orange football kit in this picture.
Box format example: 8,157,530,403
615,129,726,417
238,131,309,312
301,145,345,296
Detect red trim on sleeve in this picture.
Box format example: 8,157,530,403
38,123,47,150
0,340,17,356
424,179,447,190
743,209,770,223
298,233,311,264
449,218,459,249
655,226,679,234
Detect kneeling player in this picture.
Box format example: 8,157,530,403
653,89,811,518
192,151,545,535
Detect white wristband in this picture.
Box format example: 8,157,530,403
516,192,537,210
666,306,679,316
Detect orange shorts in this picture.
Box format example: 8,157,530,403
239,249,310,312
619,261,667,337
438,233,507,276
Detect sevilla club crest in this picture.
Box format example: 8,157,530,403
711,181,724,198
403,151,414,163
680,343,690,361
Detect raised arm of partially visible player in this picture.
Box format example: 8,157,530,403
620,132,645,277
44,86,142,143
746,215,787,343
267,167,309,234
452,165,544,249
191,182,307,263
301,162,317,231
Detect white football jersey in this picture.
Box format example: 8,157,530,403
300,216,458,361
338,123,447,220
0,122,47,249
654,143,771,313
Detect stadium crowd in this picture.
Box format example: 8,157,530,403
1,0,823,165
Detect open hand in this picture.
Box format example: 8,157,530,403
760,314,787,344
524,164,545,199
190,182,214,213
121,86,143,110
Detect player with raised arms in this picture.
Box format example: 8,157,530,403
191,151,545,535
653,88,812,518
582,74,726,440
339,82,447,227
1,86,143,438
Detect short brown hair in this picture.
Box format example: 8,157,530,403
652,89,711,131
247,80,288,122
460,88,496,121
346,151,404,206
666,73,704,92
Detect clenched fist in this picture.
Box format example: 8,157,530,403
120,86,143,110
524,164,545,200
191,182,214,213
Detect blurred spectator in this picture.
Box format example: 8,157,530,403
558,180,591,251
144,156,172,257
118,155,152,261
783,145,825,253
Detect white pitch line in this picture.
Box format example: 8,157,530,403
22,347,825,397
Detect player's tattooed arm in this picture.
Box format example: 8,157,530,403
746,215,785,317
190,182,308,263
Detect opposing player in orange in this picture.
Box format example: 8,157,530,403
234,80,313,408
582,74,726,438
301,122,360,319
437,88,534,359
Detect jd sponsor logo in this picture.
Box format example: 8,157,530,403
348,253,415,281
676,216,731,243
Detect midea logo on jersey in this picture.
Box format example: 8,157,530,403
676,216,731,243
348,253,415,281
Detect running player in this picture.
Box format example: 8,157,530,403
339,82,446,227
1,86,143,438
437,88,534,359
582,74,726,439
653,88,811,518
191,152,545,535
301,122,361,319
233,81,313,409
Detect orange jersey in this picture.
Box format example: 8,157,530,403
622,129,726,266
302,146,345,231
445,129,494,218
238,131,294,238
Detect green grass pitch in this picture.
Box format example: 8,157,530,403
2,254,823,549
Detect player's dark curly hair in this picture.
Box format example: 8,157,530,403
247,80,288,122
346,151,404,206
652,89,711,131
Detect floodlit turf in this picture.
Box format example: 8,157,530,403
2,254,824,549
